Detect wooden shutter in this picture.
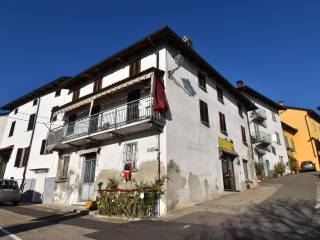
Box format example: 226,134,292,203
27,114,36,131
9,121,16,137
241,126,247,144
219,112,227,133
21,147,30,167
40,139,46,155
62,156,70,178
93,79,102,92
129,59,141,77
14,148,23,167
72,89,80,101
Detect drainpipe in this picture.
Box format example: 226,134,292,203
245,111,257,180
304,114,317,158
20,97,41,191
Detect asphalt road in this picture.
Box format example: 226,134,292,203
0,172,319,240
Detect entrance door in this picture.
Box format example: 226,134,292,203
90,105,100,133
127,90,140,123
221,155,236,191
81,154,96,201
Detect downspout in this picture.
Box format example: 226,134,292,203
20,97,41,191
148,36,162,216
304,114,317,158
245,111,257,180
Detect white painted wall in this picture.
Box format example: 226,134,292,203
244,94,289,175
164,46,255,210
0,114,8,144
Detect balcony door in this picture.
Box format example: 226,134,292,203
127,90,140,123
66,114,77,136
90,105,100,133
81,153,96,201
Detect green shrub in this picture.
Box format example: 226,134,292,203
274,162,286,174
288,156,298,172
97,176,166,218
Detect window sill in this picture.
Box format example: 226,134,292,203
199,86,207,92
243,142,248,146
218,99,224,104
220,130,228,136
55,178,68,183
201,121,210,127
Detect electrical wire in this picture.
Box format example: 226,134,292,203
6,115,64,128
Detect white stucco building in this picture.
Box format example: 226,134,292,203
0,27,258,215
236,80,289,177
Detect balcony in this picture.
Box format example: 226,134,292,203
252,131,272,146
250,109,267,122
47,96,165,151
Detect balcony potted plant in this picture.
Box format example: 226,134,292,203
274,162,285,177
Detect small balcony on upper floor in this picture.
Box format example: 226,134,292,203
252,131,272,146
46,68,166,152
250,108,267,122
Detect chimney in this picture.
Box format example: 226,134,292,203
182,36,193,48
236,80,245,88
278,101,284,106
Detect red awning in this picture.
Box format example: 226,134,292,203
152,71,168,113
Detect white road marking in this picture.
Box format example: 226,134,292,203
0,226,23,240
182,224,191,229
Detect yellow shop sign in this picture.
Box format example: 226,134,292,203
218,137,235,152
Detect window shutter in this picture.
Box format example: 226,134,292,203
62,156,70,178
40,140,46,155
9,121,16,137
27,114,36,131
21,147,30,167
14,148,23,167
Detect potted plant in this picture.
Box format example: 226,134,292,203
274,162,285,177
255,162,264,181
289,156,298,174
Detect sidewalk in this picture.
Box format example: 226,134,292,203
19,182,280,223
162,183,280,220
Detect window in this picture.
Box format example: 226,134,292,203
199,100,209,126
40,139,46,155
27,114,36,131
275,132,281,145
313,123,317,132
241,126,247,145
243,160,249,181
123,142,138,171
33,99,38,106
14,108,18,115
72,89,80,101
129,59,141,77
217,86,224,103
14,147,30,168
291,139,296,152
284,136,289,148
238,103,243,118
50,112,57,122
8,121,16,137
272,112,277,122
198,72,206,91
93,78,102,92
279,156,284,164
219,112,227,135
271,146,277,155
55,89,61,97
57,156,70,180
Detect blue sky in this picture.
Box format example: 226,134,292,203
1,0,319,109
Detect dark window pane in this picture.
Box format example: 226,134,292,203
9,121,16,137
27,114,36,131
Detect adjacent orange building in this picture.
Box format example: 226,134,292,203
280,105,320,170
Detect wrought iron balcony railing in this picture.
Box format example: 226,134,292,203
250,108,267,122
47,96,164,146
252,131,272,145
